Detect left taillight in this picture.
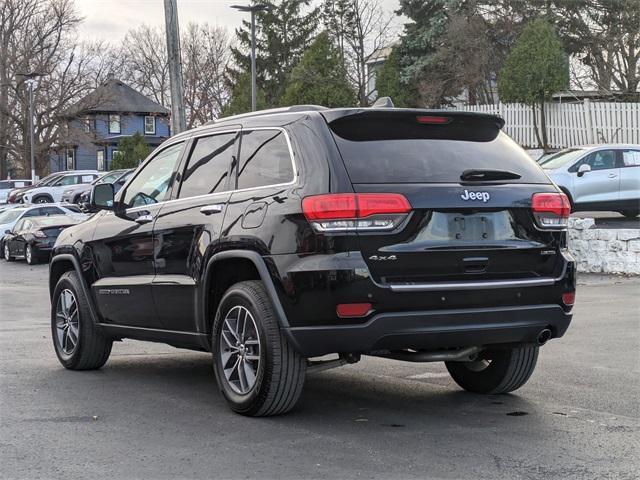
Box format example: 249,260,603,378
532,192,571,229
302,193,411,233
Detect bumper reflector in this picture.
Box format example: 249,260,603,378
337,303,372,318
562,292,575,306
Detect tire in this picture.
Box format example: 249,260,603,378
212,280,306,416
34,195,52,204
445,345,539,394
4,243,14,261
620,209,639,218
25,244,39,265
51,270,112,370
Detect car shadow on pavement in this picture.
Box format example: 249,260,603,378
42,351,539,431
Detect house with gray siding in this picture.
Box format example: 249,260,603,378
51,78,170,172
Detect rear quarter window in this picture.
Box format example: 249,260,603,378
329,114,549,184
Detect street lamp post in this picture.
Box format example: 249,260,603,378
231,4,271,112
19,72,43,182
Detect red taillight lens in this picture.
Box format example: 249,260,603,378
562,292,575,306
336,303,372,318
302,193,411,233
532,192,571,228
416,115,452,124
302,193,357,220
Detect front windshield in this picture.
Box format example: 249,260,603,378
0,209,24,224
97,171,123,184
540,148,585,169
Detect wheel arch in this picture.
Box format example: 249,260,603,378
200,250,295,347
49,254,100,325
32,193,54,203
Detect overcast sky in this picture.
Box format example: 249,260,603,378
75,0,403,44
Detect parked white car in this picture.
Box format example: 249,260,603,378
22,171,99,204
541,144,640,218
0,179,32,203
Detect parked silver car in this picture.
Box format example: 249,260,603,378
541,144,640,218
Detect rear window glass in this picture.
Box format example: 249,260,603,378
237,130,293,190
330,115,549,184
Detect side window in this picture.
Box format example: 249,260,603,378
57,176,77,186
237,129,293,190
584,150,617,171
63,205,82,213
39,207,64,216
23,209,41,218
621,150,640,167
179,133,236,199
122,142,184,208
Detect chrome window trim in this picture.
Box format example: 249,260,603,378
124,126,298,213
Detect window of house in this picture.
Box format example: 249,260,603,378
112,150,121,160
236,129,294,190
97,150,105,171
144,116,156,135
179,133,236,199
109,114,121,134
122,142,184,208
65,148,75,170
84,117,91,133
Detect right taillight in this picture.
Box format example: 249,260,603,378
302,193,411,233
532,192,571,229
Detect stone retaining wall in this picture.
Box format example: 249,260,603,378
568,218,640,275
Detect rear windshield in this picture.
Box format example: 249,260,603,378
329,115,549,184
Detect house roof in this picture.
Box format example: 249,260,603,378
62,78,170,117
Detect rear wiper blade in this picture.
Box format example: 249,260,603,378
460,169,522,181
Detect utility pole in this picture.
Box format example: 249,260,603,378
232,4,272,111
163,0,186,135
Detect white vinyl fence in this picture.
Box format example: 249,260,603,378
448,101,640,148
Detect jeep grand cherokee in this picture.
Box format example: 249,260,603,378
49,105,576,416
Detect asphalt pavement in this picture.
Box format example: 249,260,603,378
0,260,638,480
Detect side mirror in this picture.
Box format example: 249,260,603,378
577,164,591,177
90,183,115,211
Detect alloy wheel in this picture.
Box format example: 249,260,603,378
218,305,261,395
4,244,9,259
55,289,80,355
25,245,32,264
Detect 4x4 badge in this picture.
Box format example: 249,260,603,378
369,255,397,261
461,189,490,202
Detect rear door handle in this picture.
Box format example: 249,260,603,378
608,173,617,178
200,204,224,215
135,214,154,224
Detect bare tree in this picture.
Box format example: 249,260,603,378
182,23,233,127
0,0,106,177
323,0,393,106
120,23,232,127
120,25,171,108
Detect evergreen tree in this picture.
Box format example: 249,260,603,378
282,32,356,107
110,132,150,170
221,72,267,117
374,48,413,107
498,19,569,149
230,0,320,107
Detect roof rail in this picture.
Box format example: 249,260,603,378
208,105,328,125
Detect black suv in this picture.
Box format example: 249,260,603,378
49,106,576,416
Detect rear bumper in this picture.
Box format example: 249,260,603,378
286,304,572,357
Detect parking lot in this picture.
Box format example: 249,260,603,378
0,260,638,480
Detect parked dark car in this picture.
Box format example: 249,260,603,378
4,215,83,264
49,105,576,417
75,169,133,209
